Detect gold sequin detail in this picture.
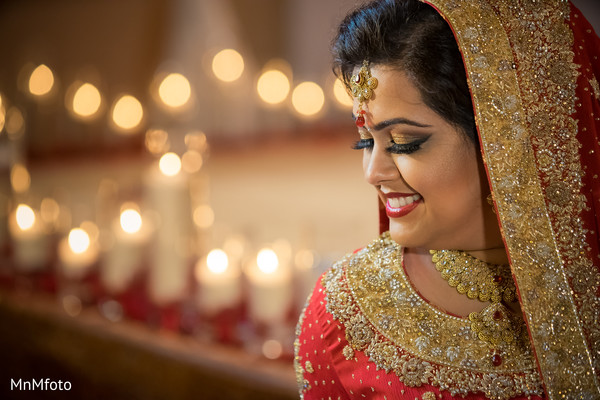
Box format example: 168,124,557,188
323,233,543,400
590,76,600,100
305,361,314,374
343,345,355,360
294,289,314,397
422,392,437,400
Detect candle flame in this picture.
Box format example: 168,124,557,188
206,249,229,274
159,152,182,176
257,248,278,274
15,204,35,230
68,228,90,254
120,208,142,234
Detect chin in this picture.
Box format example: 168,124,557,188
387,225,422,249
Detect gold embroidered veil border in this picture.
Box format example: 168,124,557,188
421,0,600,398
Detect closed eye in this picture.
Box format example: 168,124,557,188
387,136,429,154
352,139,374,150
353,136,429,154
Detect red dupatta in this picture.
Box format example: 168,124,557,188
394,1,600,398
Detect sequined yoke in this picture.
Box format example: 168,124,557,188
295,233,544,400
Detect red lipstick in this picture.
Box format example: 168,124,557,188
385,193,422,218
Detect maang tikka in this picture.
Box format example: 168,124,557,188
350,60,378,127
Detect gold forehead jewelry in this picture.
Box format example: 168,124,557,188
350,60,378,127
430,249,525,361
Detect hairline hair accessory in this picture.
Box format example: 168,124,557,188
350,60,378,128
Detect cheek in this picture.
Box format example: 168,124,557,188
394,153,482,202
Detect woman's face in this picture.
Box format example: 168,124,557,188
353,65,502,251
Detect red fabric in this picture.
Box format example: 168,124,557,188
296,277,544,400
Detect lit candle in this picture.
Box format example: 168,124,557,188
58,227,99,279
144,153,192,305
245,247,293,324
102,206,151,294
194,248,241,315
8,204,50,271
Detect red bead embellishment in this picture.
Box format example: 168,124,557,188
492,354,503,366
493,275,502,283
493,310,503,320
356,115,365,127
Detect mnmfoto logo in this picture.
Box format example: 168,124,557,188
11,379,71,391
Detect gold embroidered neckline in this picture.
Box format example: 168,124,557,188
323,233,543,399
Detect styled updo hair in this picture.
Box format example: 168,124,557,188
333,0,477,144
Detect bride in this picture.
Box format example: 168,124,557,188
295,0,600,399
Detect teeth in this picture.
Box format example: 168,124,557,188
388,194,421,209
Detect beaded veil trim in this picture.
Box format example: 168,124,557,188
323,233,543,400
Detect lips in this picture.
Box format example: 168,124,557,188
385,193,422,218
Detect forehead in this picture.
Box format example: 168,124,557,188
352,66,430,117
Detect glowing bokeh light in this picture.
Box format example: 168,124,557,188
120,209,142,234
145,129,170,154
185,131,208,152
29,64,54,96
333,78,353,107
257,248,279,274
257,70,290,104
80,221,99,242
193,205,214,229
10,163,30,193
111,95,143,130
159,152,182,176
262,339,283,360
292,81,325,116
6,107,25,138
182,150,203,173
15,204,35,231
158,73,191,108
73,83,102,117
206,249,229,274
212,49,244,82
40,198,60,224
68,228,90,254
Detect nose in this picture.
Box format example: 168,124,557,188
363,143,400,187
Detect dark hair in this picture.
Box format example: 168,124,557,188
333,0,477,144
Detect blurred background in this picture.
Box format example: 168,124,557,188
0,0,598,399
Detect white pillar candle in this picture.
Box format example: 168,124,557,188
195,248,241,315
245,248,293,325
102,207,151,294
8,204,50,272
58,228,99,279
144,153,191,305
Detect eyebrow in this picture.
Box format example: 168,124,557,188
351,114,432,130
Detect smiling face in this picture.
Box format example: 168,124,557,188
353,65,502,251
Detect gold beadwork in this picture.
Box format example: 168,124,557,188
429,249,516,303
350,60,378,104
323,233,542,399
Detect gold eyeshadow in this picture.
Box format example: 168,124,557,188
358,129,372,140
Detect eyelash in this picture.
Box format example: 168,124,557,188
352,137,428,154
